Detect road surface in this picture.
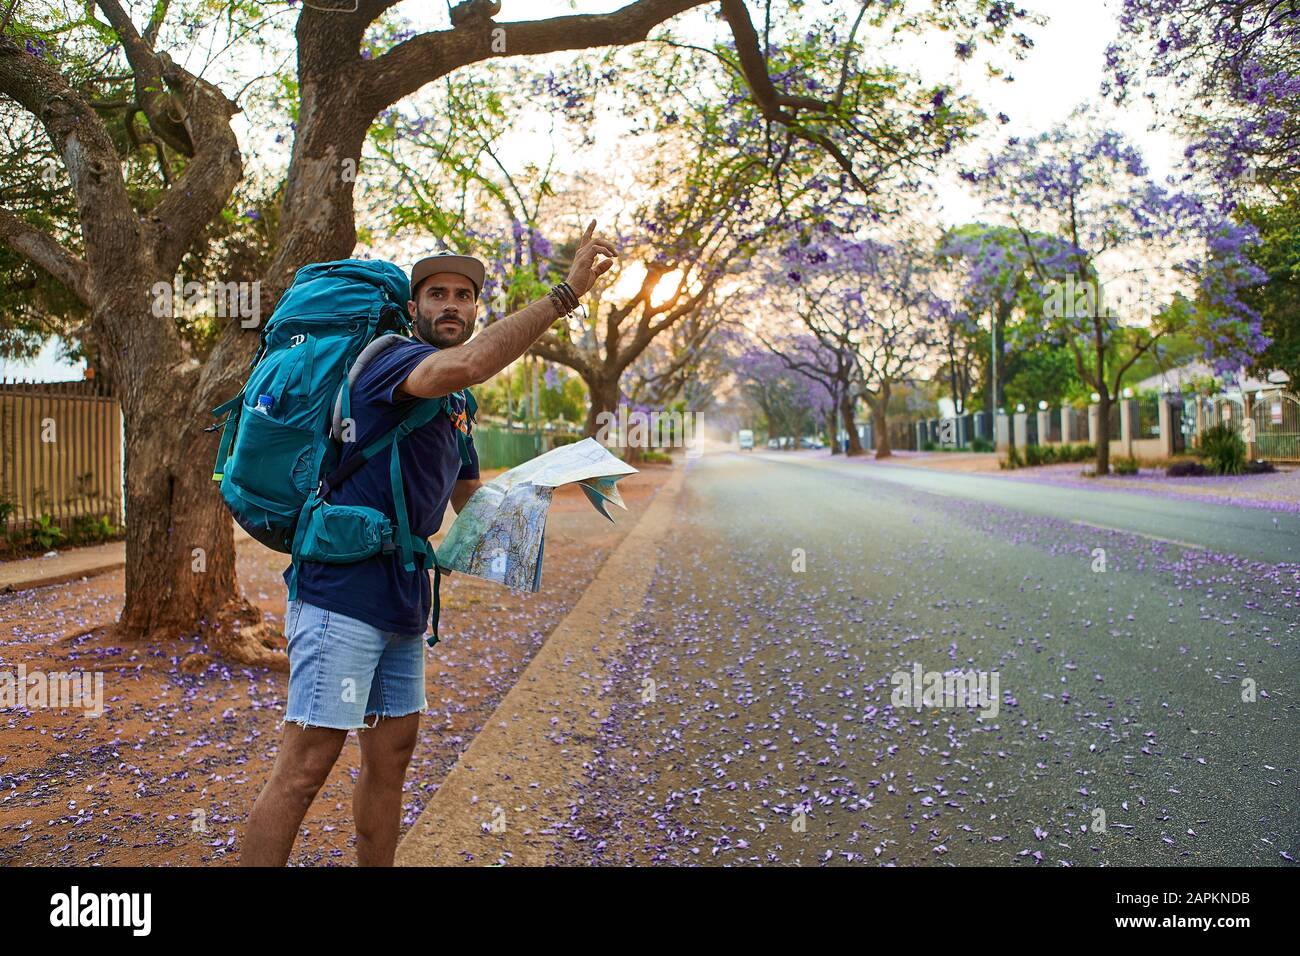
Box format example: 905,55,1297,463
552,451,1298,866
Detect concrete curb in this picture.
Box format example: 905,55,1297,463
396,461,687,866
0,534,259,593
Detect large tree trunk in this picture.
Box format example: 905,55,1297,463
105,286,283,665
842,391,865,456
867,381,893,459
870,401,891,458
1095,393,1112,476
584,374,643,464
584,375,620,438
119,394,283,667
87,272,284,667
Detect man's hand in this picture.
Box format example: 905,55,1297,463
399,220,618,400
450,478,482,514
565,220,617,297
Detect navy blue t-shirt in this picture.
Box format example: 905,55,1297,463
286,339,479,636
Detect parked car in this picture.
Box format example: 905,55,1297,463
800,436,824,449
737,429,754,451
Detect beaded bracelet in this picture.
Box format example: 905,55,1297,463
556,281,579,311
549,282,580,316
548,287,573,316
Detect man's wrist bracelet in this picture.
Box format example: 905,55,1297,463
548,287,572,317
556,281,579,311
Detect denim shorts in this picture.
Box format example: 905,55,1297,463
282,599,428,731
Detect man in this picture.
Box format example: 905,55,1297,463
242,221,616,866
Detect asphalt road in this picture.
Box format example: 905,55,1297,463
775,454,1300,564
553,451,1299,866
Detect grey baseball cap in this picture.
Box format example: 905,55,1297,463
410,251,486,300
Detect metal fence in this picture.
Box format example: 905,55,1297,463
0,377,123,534
888,420,917,451
1211,396,1245,433
1250,390,1300,461
1136,397,1161,438
472,421,585,471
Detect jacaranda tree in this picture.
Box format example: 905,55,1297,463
963,124,1267,474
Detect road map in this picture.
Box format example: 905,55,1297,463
437,438,638,591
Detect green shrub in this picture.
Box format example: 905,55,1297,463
1194,423,1245,475
68,514,118,544
971,437,994,453
1000,446,1023,470
1054,443,1095,463
1113,456,1139,476
641,449,672,464
30,513,63,550
922,440,937,451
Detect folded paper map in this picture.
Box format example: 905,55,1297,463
437,437,638,591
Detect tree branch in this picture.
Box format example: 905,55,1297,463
0,206,91,304
94,0,193,155
0,35,138,285
364,0,702,112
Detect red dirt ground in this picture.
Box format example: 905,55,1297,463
0,466,670,866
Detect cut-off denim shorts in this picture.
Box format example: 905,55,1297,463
282,599,428,731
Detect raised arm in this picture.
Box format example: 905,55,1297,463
398,221,616,399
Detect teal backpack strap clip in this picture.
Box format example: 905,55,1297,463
429,551,442,648
209,392,244,482
405,537,444,647
384,396,449,572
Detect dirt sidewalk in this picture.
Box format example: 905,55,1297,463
0,463,674,865
396,463,685,865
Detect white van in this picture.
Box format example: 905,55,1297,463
737,429,754,451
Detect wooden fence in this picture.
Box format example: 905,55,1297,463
0,377,123,534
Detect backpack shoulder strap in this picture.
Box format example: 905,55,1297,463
331,333,409,441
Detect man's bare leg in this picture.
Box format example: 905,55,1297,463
242,723,349,866
354,711,420,866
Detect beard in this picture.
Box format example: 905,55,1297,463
414,304,474,349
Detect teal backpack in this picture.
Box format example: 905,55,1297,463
208,258,476,646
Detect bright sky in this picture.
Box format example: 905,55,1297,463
917,0,1184,226
14,0,1182,380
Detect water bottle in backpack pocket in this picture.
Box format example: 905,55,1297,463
226,329,323,515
